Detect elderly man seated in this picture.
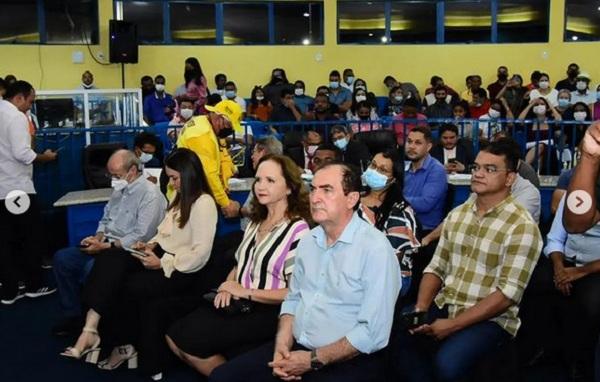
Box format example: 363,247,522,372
52,150,166,337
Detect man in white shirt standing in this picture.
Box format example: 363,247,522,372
0,80,58,304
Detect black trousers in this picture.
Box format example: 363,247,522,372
208,341,385,382
82,249,198,349
0,194,45,297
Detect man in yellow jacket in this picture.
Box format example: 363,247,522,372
174,100,241,217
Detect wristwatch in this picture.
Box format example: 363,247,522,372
310,349,324,371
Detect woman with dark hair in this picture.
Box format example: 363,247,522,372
358,149,420,296
166,154,311,377
182,57,208,114
263,68,292,106
61,148,218,370
353,78,379,111
246,86,272,122
519,96,562,174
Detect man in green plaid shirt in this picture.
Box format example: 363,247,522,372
393,138,543,381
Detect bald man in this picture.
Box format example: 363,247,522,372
52,150,166,336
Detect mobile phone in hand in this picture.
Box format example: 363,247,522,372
400,310,428,329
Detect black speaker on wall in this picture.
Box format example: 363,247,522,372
109,20,138,64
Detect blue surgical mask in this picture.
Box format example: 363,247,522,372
345,76,355,85
225,90,236,99
139,152,153,164
334,137,348,151
362,167,389,190
329,81,340,89
558,98,570,108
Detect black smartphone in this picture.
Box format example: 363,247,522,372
447,158,458,164
400,311,428,329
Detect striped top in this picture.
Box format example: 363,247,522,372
235,217,310,290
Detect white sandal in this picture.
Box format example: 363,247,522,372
97,345,138,370
60,327,101,364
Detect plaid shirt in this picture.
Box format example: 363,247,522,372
425,194,542,336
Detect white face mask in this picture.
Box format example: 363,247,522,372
355,95,367,103
294,88,304,96
180,108,194,120
576,81,587,91
82,82,94,89
488,109,501,119
574,111,587,121
256,95,265,101
538,81,549,90
533,105,547,115
155,84,165,92
111,179,128,191
139,152,153,164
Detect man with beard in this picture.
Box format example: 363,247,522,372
487,66,510,100
174,100,241,217
555,63,580,92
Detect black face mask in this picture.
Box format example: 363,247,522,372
568,70,578,79
498,73,508,81
218,127,233,138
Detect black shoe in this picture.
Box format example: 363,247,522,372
52,316,82,338
41,257,53,269
1,289,25,305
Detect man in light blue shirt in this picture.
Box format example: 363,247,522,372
51,150,166,337
210,162,400,382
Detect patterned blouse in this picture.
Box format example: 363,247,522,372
235,217,309,290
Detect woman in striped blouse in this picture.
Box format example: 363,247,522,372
166,154,311,377
358,148,420,297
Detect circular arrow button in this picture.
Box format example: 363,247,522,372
5,190,30,215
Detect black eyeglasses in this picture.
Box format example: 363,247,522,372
469,164,511,174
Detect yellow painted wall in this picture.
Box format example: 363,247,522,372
1,0,599,97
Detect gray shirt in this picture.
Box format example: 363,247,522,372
512,175,541,223
97,175,167,247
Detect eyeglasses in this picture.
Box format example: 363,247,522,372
469,164,511,174
368,161,393,175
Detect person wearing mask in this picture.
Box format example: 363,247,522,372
221,81,247,115
328,70,352,113
330,125,370,169
61,148,216,368
352,78,378,111
293,80,314,115
348,101,380,133
570,102,593,147
394,139,542,382
487,66,510,100
555,89,573,118
424,86,453,121
384,75,420,102
555,63,580,92
79,70,96,90
341,68,355,92
519,97,562,174
177,57,208,114
166,154,312,378
386,86,405,116
528,73,559,107
176,100,241,217
0,80,58,305
211,73,227,97
300,130,323,172
496,74,527,117
570,72,596,109
393,98,427,145
346,87,378,120
478,97,514,140
141,75,155,100
134,132,162,169
461,75,487,104
144,75,175,126
358,149,420,296
209,162,400,382
169,98,195,127
525,70,542,91
469,88,491,119
51,150,166,335
263,68,293,107
271,88,302,123
247,86,272,122
430,123,474,174
425,76,459,101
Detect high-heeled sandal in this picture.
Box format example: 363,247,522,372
97,345,138,370
60,327,101,364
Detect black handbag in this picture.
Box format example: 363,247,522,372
202,290,254,316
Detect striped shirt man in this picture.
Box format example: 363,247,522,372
425,194,542,336
236,217,309,290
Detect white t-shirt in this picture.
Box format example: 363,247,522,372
443,147,457,164
529,88,559,107
571,90,596,105
0,100,37,198
221,95,247,111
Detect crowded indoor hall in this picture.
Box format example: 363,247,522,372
2,0,600,381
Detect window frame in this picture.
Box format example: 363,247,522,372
115,0,324,46
563,0,600,43
336,0,550,45
0,0,100,46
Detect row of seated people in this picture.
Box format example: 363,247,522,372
50,113,600,381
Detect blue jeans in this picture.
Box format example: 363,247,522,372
391,304,510,382
53,247,95,317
